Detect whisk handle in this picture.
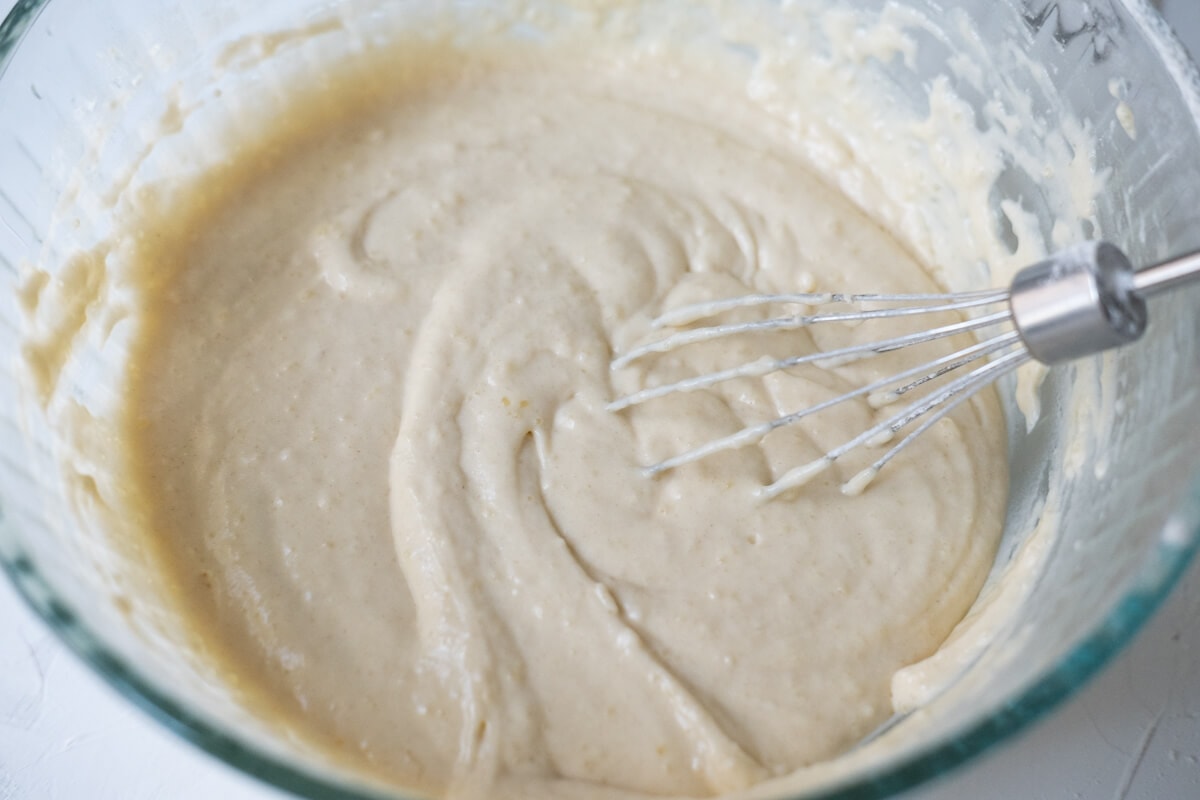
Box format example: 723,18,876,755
1132,248,1200,298
1010,241,1200,366
1009,241,1147,365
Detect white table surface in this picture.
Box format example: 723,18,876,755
3,2,1200,798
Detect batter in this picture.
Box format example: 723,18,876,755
111,22,1007,800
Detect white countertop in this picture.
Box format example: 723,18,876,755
3,1,1200,797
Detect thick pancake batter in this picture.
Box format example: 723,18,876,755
118,33,1007,800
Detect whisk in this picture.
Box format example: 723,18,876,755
608,241,1200,498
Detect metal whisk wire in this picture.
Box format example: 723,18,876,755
610,289,1010,370
609,241,1200,497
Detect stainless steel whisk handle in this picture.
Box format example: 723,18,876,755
1010,241,1200,366
1132,247,1200,297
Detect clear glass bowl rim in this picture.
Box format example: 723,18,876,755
1,0,1198,798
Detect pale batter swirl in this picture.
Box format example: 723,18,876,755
122,42,1006,800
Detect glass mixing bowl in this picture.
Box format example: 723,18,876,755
2,0,1199,798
